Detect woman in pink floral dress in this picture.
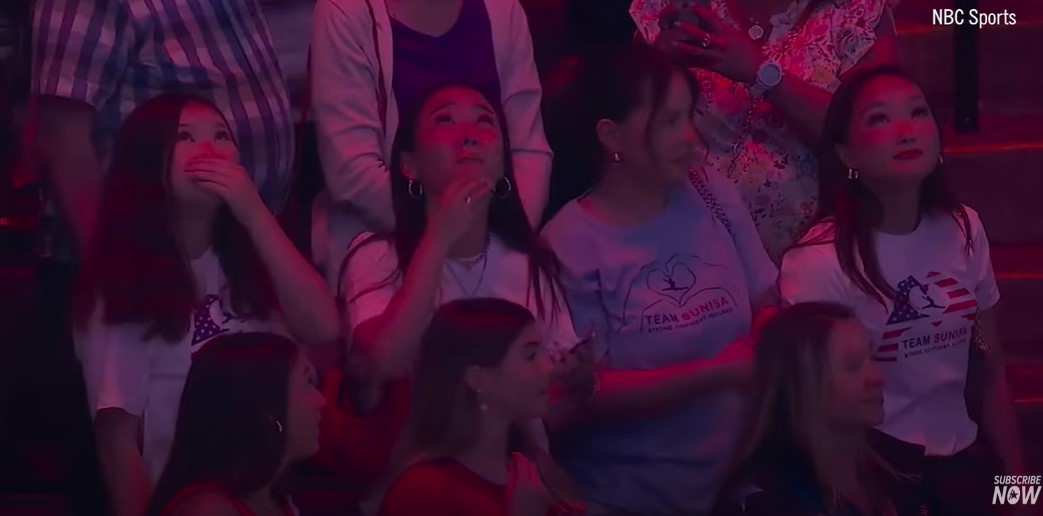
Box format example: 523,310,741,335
632,0,898,261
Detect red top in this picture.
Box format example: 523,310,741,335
159,484,293,516
313,371,413,485
377,459,582,516
378,459,508,516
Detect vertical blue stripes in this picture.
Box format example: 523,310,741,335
31,0,56,93
237,0,294,203
157,0,212,93
41,0,73,95
209,0,283,203
31,0,294,212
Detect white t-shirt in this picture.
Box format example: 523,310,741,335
341,233,580,362
780,206,1000,456
75,249,284,482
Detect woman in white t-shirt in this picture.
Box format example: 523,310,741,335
318,83,582,509
779,66,1026,515
72,94,340,516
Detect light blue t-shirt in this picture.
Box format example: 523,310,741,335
541,171,777,515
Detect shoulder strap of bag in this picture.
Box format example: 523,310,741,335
688,167,734,239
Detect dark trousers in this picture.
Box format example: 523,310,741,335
873,431,1001,516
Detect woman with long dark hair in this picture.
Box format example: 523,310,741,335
149,332,325,515
712,302,904,516
541,43,778,515
319,83,581,505
72,93,339,516
632,0,899,261
375,298,579,516
310,0,552,289
780,66,1025,515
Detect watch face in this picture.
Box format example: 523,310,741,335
759,63,783,86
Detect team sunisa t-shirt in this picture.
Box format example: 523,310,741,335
541,170,778,514
76,249,285,481
780,206,1000,456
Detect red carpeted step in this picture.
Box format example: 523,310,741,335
993,244,1043,277
991,244,1043,363
941,115,1043,245
994,243,1043,477
942,114,1043,149
1010,362,1043,402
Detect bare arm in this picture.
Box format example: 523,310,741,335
550,300,770,431
238,196,340,346
760,72,833,148
978,307,1027,475
664,5,899,147
547,345,749,433
350,230,449,411
764,8,899,145
94,409,150,516
34,96,103,251
585,294,772,426
585,350,747,423
346,179,489,411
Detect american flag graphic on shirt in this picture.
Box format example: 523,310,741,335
190,294,233,349
875,272,978,362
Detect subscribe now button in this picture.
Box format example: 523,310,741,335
994,476,1043,506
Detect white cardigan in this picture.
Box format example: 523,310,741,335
310,0,552,285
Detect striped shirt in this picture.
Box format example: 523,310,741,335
31,0,294,211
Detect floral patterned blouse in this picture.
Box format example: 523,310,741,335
631,0,895,262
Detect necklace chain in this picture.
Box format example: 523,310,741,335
456,235,490,271
448,253,488,297
447,237,490,296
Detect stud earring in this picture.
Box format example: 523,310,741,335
274,419,284,434
611,151,622,164
847,167,860,180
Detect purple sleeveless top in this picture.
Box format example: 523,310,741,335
390,0,503,118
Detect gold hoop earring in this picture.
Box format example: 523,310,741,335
407,179,424,200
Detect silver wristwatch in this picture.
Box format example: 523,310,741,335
749,61,784,97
